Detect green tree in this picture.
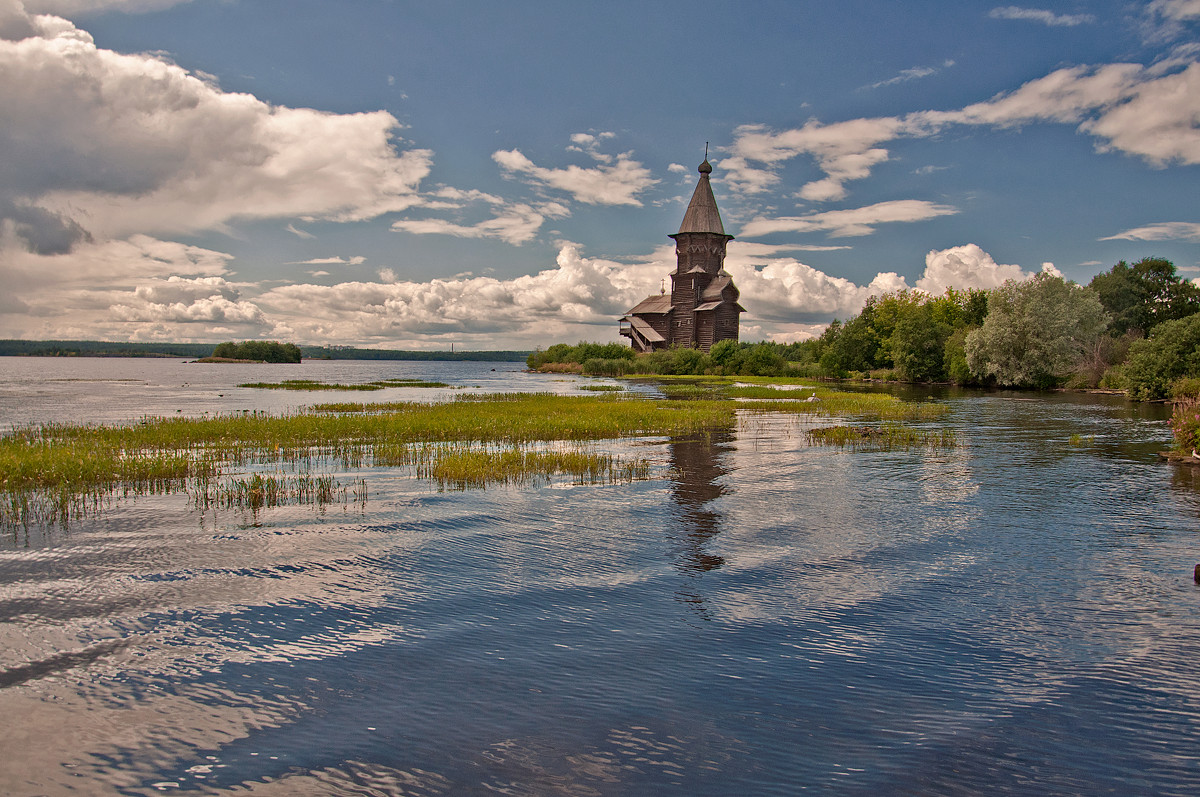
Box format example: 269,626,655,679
891,301,952,382
1089,257,1200,336
1122,312,1200,400
965,273,1109,389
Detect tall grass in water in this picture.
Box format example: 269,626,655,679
805,424,957,451
648,377,949,421
1,393,724,527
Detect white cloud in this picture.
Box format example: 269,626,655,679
391,201,569,246
0,6,434,253
723,56,1200,208
255,243,662,345
863,65,937,91
988,7,1096,26
914,244,1038,294
1100,221,1200,242
566,131,617,163
725,118,906,200
493,146,657,206
289,256,367,266
286,224,315,239
111,294,265,325
724,256,910,322
1150,0,1200,21
740,200,959,238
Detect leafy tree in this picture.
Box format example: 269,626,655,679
1122,312,1200,400
1089,257,1200,336
965,273,1109,389
891,301,952,382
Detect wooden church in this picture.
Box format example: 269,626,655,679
620,159,744,353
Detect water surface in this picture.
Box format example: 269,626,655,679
1,359,1198,795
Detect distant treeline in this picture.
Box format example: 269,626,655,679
0,340,531,362
0,340,214,358
303,346,530,362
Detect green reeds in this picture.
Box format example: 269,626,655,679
805,424,958,451
374,443,651,490
0,393,729,527
189,471,367,511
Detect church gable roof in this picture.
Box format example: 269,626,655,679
626,294,673,315
700,273,738,301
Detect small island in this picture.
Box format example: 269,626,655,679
195,340,303,363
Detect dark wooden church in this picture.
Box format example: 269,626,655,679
620,159,744,353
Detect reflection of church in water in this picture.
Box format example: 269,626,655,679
620,159,744,353
666,431,733,603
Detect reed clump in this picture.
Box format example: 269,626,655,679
805,424,957,451
189,471,367,511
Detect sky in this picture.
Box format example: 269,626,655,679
0,0,1198,350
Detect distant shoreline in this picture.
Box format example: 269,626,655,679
0,339,531,362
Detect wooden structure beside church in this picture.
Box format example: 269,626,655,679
620,159,744,353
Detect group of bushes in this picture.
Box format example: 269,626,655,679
527,340,795,378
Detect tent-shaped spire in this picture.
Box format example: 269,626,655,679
676,160,727,236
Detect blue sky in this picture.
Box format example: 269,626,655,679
0,0,1197,348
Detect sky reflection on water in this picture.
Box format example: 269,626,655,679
1,360,1199,794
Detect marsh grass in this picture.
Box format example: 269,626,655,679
189,471,367,512
645,376,948,421
2,386,952,529
579,384,625,392
373,442,651,490
0,393,727,528
806,424,958,451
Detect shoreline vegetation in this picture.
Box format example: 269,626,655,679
529,257,1200,458
1,384,952,529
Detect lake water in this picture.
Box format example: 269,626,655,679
2,357,1199,795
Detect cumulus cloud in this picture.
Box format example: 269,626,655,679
722,242,1054,330
0,5,434,253
111,295,265,325
722,56,1200,209
988,6,1096,26
493,146,657,205
391,201,569,246
726,118,906,200
1100,221,1200,242
740,200,959,238
724,256,910,323
914,243,1039,294
254,243,663,345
